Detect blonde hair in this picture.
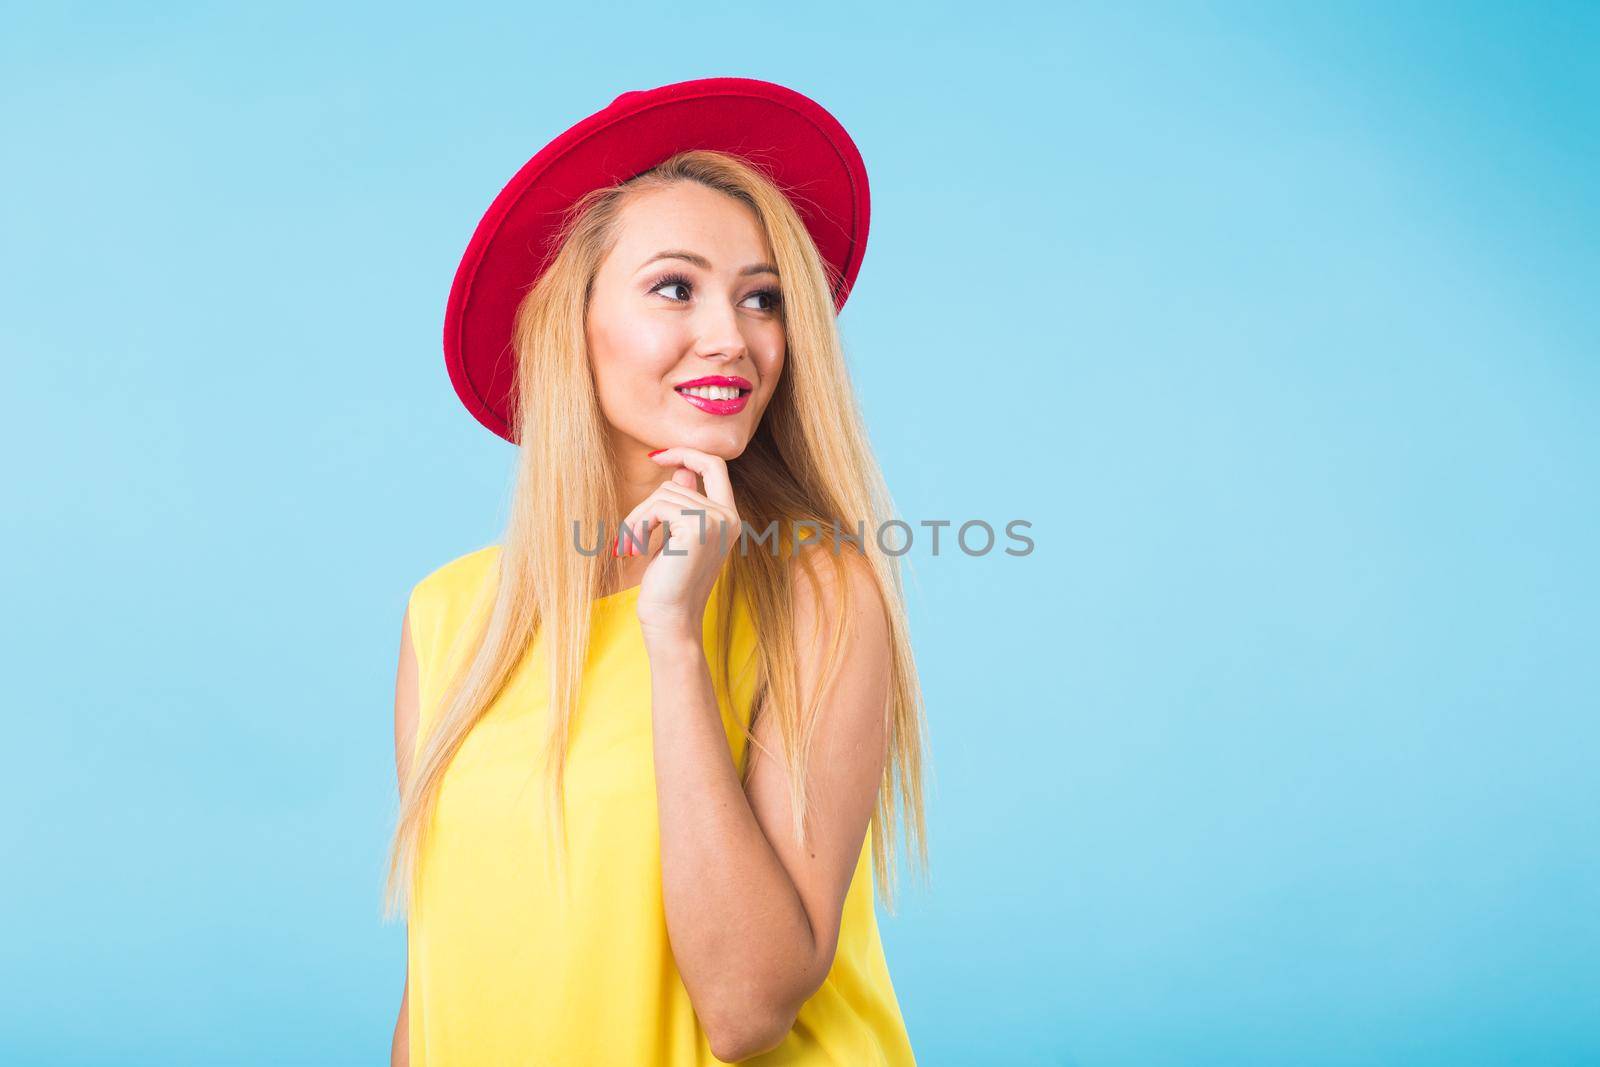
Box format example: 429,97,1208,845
382,149,929,921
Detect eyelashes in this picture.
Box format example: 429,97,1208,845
647,270,783,312
647,270,696,301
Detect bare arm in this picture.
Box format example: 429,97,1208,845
648,550,892,1062
391,981,409,1067
391,606,419,1067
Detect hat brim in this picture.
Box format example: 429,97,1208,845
443,77,871,443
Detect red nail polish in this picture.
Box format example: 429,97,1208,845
647,448,665,457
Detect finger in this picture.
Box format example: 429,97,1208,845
647,447,735,511
616,493,662,556
613,512,655,558
653,479,718,511
618,483,679,554
617,491,682,557
620,479,732,556
649,477,740,526
624,497,700,557
615,515,650,557
654,483,736,538
646,449,703,494
649,485,734,549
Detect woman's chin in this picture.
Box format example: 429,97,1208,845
669,425,751,461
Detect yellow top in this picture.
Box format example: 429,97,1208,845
405,545,916,1066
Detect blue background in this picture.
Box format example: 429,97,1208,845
3,3,1596,1065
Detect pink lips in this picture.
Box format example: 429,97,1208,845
674,375,752,416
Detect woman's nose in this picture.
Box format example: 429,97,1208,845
690,307,749,363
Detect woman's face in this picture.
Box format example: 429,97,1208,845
586,182,786,461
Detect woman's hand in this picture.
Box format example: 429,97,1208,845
620,446,740,643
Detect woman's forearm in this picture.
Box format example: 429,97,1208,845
390,977,408,1066
645,628,816,1058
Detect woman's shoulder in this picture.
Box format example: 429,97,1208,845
407,543,502,624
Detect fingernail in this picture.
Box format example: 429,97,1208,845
647,448,666,457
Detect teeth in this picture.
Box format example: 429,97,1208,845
678,385,743,401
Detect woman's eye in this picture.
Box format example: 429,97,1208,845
651,278,692,302
741,290,781,312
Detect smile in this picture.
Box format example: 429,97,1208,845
674,376,751,416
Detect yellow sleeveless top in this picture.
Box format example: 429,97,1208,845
405,545,916,1066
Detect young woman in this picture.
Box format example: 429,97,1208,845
383,78,930,1065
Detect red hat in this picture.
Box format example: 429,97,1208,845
442,76,873,443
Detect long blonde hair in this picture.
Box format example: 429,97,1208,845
382,149,929,920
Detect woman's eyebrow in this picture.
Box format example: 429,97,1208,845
637,249,779,278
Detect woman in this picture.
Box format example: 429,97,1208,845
383,78,930,1065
